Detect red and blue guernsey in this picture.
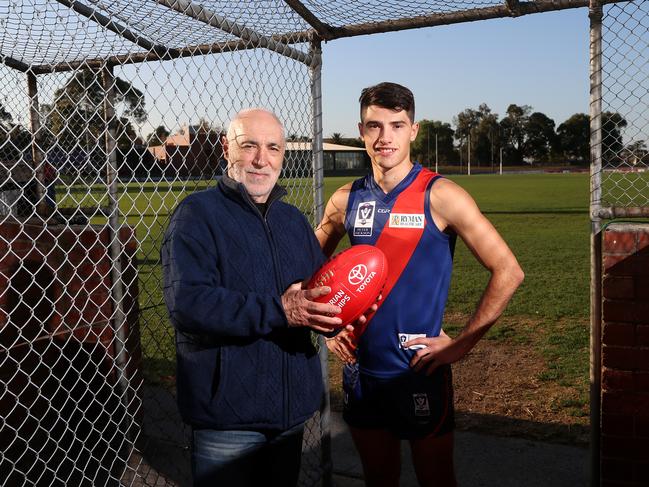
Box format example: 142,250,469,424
344,163,456,378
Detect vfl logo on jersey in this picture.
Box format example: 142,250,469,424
412,393,431,417
353,201,375,236
389,213,425,229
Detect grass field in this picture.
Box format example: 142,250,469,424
71,172,593,421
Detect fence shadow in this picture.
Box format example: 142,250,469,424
122,384,191,487
0,261,128,486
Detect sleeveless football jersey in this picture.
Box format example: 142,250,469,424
344,163,456,378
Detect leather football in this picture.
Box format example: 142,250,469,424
307,245,388,328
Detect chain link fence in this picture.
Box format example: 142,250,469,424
596,0,649,216
1,0,645,486
1,1,320,484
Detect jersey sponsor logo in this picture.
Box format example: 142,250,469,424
377,207,390,213
389,213,425,228
353,201,375,236
398,333,427,350
412,393,431,416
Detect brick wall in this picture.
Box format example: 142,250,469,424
601,223,649,486
0,221,141,485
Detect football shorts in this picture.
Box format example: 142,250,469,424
342,363,455,440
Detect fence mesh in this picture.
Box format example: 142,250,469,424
1,2,317,484
2,0,646,486
600,0,649,211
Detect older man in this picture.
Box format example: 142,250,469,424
162,108,347,486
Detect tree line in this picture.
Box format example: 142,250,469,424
328,103,646,167
2,70,645,170
0,71,148,170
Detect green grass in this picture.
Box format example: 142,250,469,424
443,175,591,397
448,175,591,416
601,170,649,207
537,319,590,387
80,173,592,391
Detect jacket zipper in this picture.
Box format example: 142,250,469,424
244,191,290,430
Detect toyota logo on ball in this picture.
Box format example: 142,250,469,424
348,264,368,285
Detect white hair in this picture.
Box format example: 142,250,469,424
226,108,285,141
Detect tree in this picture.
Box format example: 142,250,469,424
454,107,480,141
525,112,558,163
412,119,455,166
454,103,497,166
557,113,589,164
602,111,628,165
147,125,170,146
192,117,223,136
474,105,500,167
324,134,364,147
500,104,532,164
287,134,309,142
555,112,628,166
622,139,648,166
330,132,344,145
0,103,12,132
0,103,31,163
44,70,147,155
0,103,16,160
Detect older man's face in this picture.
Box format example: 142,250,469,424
225,110,284,203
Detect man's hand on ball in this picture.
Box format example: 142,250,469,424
282,282,345,332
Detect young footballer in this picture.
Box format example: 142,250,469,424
316,83,524,487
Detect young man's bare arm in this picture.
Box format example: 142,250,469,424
405,178,524,374
315,184,361,362
315,183,352,257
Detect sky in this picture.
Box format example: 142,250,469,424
1,5,592,141
108,6,592,140
319,7,590,138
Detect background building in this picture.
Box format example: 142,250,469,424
285,141,369,177
148,125,224,179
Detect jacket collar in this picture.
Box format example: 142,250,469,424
220,173,287,210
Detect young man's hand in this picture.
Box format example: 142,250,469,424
403,329,464,375
325,328,357,364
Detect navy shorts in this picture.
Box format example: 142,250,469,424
342,363,455,440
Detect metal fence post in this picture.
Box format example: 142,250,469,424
309,37,333,487
102,64,135,450
27,72,46,217
588,1,603,485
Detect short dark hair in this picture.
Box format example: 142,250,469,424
359,82,415,122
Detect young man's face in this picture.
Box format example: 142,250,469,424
225,110,285,203
358,105,419,171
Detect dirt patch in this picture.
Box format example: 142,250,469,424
327,329,590,446
451,338,589,445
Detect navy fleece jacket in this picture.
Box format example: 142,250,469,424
161,175,325,431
